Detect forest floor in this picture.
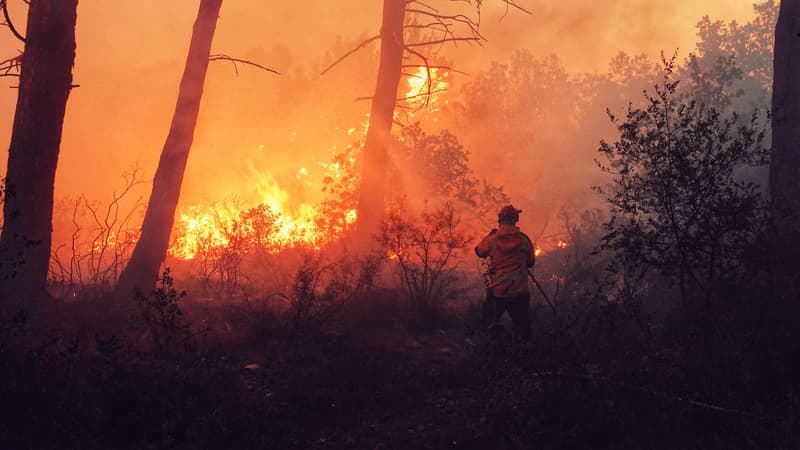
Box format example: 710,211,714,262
0,293,797,449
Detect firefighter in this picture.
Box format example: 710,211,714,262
475,204,535,339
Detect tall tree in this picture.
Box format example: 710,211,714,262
0,0,79,300
770,0,800,299
355,0,405,236
114,0,223,297
324,1,529,238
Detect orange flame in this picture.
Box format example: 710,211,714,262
167,68,452,261
405,67,449,117
169,164,357,260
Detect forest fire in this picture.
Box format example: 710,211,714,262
169,172,358,260
1,2,790,449
168,67,450,261
168,160,358,260
405,67,449,116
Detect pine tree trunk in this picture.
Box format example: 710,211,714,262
770,0,800,300
356,0,405,237
0,0,78,301
114,0,222,297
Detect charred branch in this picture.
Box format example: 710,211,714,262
0,0,25,42
0,51,21,77
498,0,533,19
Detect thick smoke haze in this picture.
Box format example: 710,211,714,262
0,0,755,207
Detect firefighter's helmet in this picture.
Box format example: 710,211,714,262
497,204,522,224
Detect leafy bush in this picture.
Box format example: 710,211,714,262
596,56,769,314
133,268,191,353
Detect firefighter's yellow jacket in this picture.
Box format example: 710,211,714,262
475,224,535,298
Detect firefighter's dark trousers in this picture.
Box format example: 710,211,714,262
482,292,531,339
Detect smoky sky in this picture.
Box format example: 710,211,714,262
0,0,754,205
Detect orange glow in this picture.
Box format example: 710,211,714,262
404,67,449,116
0,1,760,220
0,2,760,277
534,240,569,258
169,67,454,261
169,167,358,260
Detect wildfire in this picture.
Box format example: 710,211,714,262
167,68,451,262
534,240,569,258
169,163,358,260
405,67,449,116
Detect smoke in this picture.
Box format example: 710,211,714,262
0,0,755,208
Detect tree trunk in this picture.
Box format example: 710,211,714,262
114,0,222,297
770,0,800,301
355,0,405,237
0,0,78,301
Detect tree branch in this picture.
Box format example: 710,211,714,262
320,34,381,76
0,51,22,77
0,0,25,42
405,37,483,47
209,54,280,76
402,63,469,76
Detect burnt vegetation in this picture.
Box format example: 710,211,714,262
1,1,800,449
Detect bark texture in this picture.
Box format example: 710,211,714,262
114,0,222,297
0,0,78,300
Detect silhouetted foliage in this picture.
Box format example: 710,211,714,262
597,57,769,312
380,200,470,314
133,268,191,353
694,1,777,95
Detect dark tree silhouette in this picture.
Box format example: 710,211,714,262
114,0,223,297
0,0,78,300
770,0,800,299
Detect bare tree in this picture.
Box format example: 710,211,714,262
323,0,530,238
354,0,406,240
113,0,224,297
50,168,146,298
770,0,800,300
0,0,78,301
114,1,277,298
